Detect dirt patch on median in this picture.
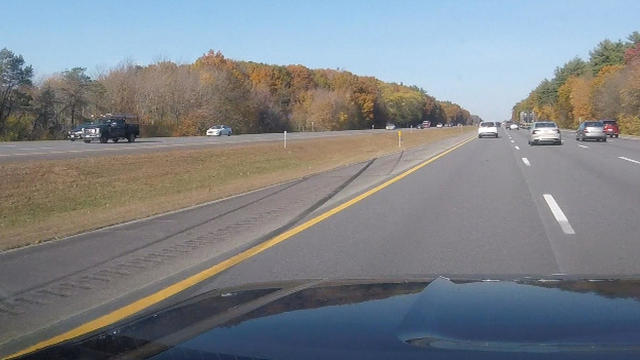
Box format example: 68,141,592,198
0,127,473,250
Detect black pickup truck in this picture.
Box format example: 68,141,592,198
83,116,140,143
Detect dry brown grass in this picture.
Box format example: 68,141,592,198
0,127,473,250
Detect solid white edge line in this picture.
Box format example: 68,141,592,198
521,157,531,166
619,156,640,165
543,194,575,235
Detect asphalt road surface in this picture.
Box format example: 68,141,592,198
208,128,640,286
0,129,391,162
2,128,640,357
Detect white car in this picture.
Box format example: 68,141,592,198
436,123,443,128
478,121,498,138
385,123,396,130
529,121,561,145
510,123,519,130
206,125,232,136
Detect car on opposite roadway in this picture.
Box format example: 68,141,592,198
67,124,87,141
576,121,607,142
528,121,561,145
478,121,498,138
510,123,519,130
602,119,619,138
385,123,396,130
83,116,140,143
206,125,232,136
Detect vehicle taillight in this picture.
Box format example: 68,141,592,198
583,128,589,133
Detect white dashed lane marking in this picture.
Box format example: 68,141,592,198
543,194,576,235
619,156,640,165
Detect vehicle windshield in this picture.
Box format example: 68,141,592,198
534,122,557,128
2,3,640,359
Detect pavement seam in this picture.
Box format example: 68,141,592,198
0,179,304,299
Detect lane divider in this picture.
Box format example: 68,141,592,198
619,156,640,165
521,157,531,167
510,140,515,143
578,144,588,149
4,134,477,359
543,194,576,235
514,145,520,150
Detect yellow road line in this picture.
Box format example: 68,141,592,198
5,135,475,359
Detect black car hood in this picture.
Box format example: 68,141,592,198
21,277,640,359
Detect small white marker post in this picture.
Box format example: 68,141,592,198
398,130,402,148
284,131,287,149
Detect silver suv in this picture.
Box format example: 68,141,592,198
529,121,561,145
576,121,606,142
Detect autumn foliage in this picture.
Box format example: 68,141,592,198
513,31,640,135
0,49,476,140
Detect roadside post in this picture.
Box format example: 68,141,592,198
398,130,402,148
284,131,287,149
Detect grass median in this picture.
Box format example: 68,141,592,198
0,127,473,250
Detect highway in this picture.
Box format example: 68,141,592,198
0,129,390,162
213,129,640,284
2,127,640,357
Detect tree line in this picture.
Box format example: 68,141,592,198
0,49,477,140
512,31,640,135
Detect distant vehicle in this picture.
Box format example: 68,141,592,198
510,123,519,130
478,121,498,138
529,121,561,145
602,120,619,138
83,115,139,143
576,121,606,142
206,125,232,136
67,124,91,141
436,123,443,128
385,123,396,130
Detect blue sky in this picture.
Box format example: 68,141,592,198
2,0,639,121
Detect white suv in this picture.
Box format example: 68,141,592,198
478,122,498,138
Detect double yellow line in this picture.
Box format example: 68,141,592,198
6,134,475,359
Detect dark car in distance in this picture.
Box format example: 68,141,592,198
67,124,88,141
83,115,140,143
